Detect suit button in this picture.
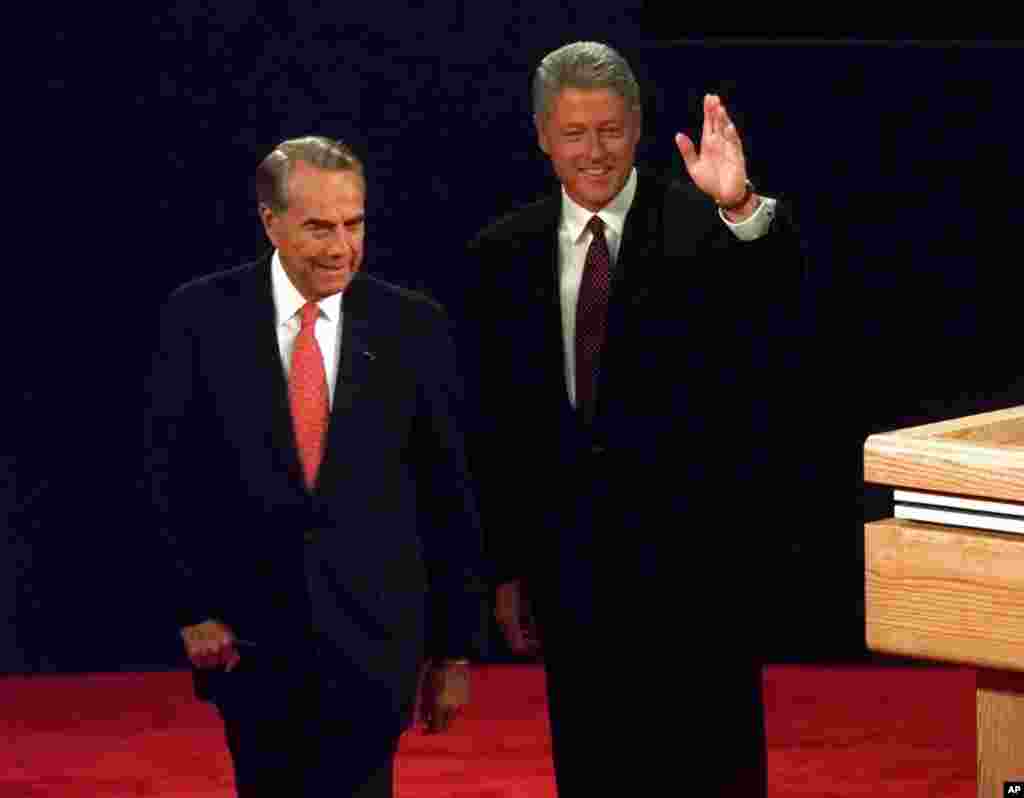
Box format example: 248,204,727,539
303,529,317,543
590,444,606,455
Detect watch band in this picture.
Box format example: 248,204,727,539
717,179,755,211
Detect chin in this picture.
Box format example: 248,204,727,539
313,275,351,299
578,191,615,212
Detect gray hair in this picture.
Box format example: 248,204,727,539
532,41,641,118
255,136,364,212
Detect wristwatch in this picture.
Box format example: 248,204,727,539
717,179,755,211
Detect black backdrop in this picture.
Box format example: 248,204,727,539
9,16,1022,674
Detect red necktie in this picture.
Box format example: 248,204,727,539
289,302,329,490
575,215,612,410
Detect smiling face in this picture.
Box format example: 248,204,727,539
259,160,366,301
535,87,641,213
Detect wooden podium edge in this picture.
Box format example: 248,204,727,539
863,405,1024,502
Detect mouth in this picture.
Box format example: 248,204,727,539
579,165,613,179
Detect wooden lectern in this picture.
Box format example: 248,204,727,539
864,406,1024,797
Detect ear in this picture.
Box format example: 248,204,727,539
630,106,643,145
259,204,278,246
534,113,551,156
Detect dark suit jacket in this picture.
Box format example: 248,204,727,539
463,170,815,655
144,254,484,729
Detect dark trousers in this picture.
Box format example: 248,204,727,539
542,651,766,797
533,563,767,798
213,666,400,798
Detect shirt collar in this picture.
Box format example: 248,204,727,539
271,250,343,326
560,167,638,243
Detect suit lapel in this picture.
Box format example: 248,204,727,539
595,173,674,420
243,255,309,491
610,172,664,309
315,275,375,494
532,197,574,412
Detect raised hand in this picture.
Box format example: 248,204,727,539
675,93,752,212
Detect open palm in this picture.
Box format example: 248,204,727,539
675,93,748,207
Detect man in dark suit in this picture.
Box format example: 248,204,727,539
463,42,812,796
144,136,485,798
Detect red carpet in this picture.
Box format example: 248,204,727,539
0,664,974,797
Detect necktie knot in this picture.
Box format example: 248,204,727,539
299,301,319,330
587,215,606,237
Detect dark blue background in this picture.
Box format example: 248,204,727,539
9,15,1022,673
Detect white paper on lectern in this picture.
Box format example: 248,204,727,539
894,504,1024,535
894,489,1024,517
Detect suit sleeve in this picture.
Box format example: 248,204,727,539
412,302,488,659
459,237,536,589
143,292,222,631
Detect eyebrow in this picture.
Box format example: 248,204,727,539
562,122,621,132
301,214,365,227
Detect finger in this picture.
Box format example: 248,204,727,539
674,133,698,172
497,618,524,650
506,626,532,654
196,638,229,669
494,608,518,628
716,94,730,130
217,642,237,667
224,647,241,672
206,641,227,668
200,640,226,668
701,94,715,142
182,634,203,659
494,601,518,626
714,94,729,136
717,101,739,142
189,639,211,666
194,651,219,669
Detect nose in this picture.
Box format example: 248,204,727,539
586,131,608,160
325,227,353,258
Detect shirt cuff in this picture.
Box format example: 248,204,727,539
719,196,777,242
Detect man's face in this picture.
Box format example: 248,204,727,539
535,87,641,213
260,161,366,301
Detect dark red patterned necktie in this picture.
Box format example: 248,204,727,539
575,215,612,411
289,302,329,490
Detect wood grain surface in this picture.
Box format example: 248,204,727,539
865,519,1024,673
864,406,1024,502
977,669,1024,798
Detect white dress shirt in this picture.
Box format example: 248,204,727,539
557,168,777,406
271,251,343,408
